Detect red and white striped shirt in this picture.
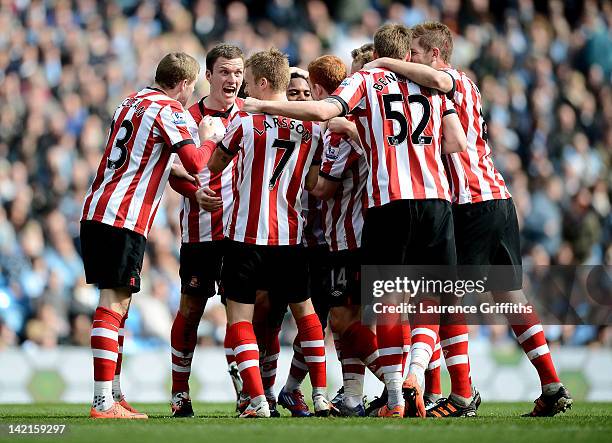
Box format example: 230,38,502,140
319,129,368,251
443,68,511,204
301,191,326,247
82,87,194,237
329,68,455,207
180,97,243,243
220,112,323,246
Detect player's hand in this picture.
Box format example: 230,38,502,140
171,162,200,187
243,97,263,113
328,117,353,134
199,115,224,144
363,58,386,70
196,186,223,212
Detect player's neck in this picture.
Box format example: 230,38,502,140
203,94,233,112
152,83,178,100
261,92,287,102
433,61,450,70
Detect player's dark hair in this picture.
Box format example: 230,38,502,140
373,23,412,60
351,43,375,69
290,72,308,81
155,52,200,89
206,44,244,72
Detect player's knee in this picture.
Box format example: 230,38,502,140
179,294,207,321
329,306,359,334
289,299,315,320
98,288,132,316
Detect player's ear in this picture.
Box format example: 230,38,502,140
205,69,212,82
373,50,379,60
405,51,411,62
314,84,324,100
432,47,440,61
259,77,267,89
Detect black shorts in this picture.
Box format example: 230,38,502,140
325,248,362,308
362,199,457,266
179,240,226,297
453,198,522,291
305,244,332,328
80,221,146,293
221,241,309,305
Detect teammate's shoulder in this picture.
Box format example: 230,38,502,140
187,99,203,119
235,110,251,119
234,97,245,109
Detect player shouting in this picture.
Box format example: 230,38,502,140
166,44,245,418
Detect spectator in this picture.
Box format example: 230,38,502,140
0,0,609,348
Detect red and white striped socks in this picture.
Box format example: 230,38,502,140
170,311,198,394
295,313,327,397
91,306,122,411
259,327,281,400
425,335,442,400
227,321,265,403
440,323,472,403
341,322,378,406
112,314,127,401
409,305,439,391
511,308,560,394
284,336,309,391
401,322,411,377
375,312,404,408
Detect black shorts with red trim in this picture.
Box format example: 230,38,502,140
221,241,309,305
179,240,226,297
80,220,146,293
453,198,522,291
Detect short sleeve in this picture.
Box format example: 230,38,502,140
217,112,243,155
311,132,323,165
319,130,359,182
441,93,457,117
328,71,368,117
157,103,195,151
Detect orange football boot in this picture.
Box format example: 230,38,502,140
90,402,148,419
376,404,405,418
117,395,147,416
403,374,426,418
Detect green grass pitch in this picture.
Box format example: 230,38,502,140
1,403,610,443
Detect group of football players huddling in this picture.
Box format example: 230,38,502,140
80,20,573,420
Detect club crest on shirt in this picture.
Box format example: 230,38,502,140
172,111,186,125
326,144,340,160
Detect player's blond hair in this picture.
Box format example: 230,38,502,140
245,48,290,93
351,43,375,69
412,22,454,63
155,52,200,89
373,23,411,60
308,55,347,95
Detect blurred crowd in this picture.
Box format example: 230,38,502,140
0,0,610,352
